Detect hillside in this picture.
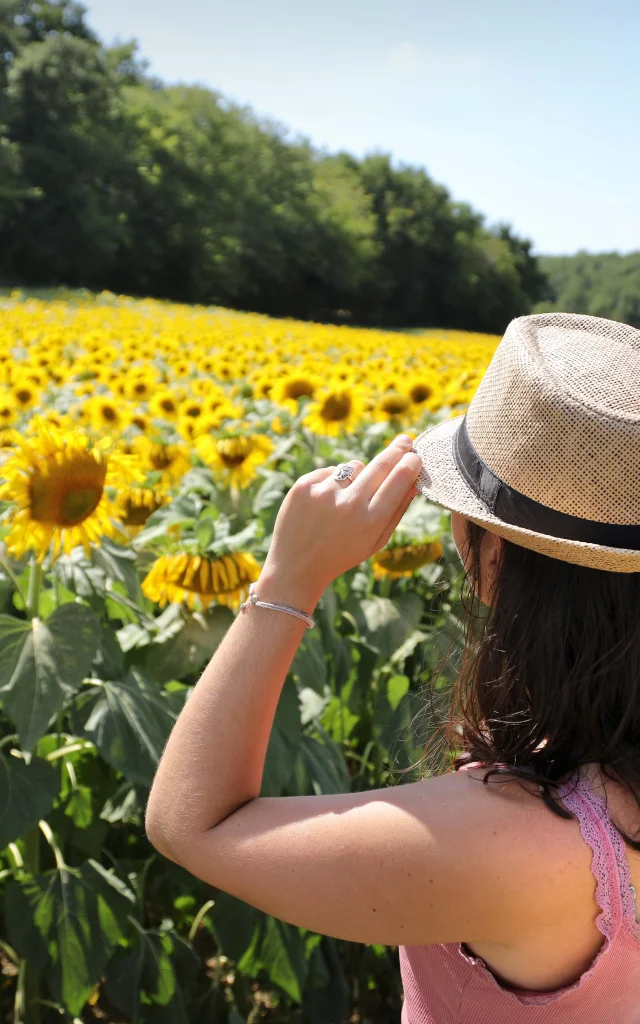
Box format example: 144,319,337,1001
536,251,640,327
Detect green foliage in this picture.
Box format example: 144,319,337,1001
0,0,546,332
0,603,100,750
0,752,58,847
536,251,640,327
0,411,464,1022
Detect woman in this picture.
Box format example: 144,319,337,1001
146,312,640,1023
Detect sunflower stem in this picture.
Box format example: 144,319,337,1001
26,558,43,620
19,827,41,1024
379,575,392,598
0,552,27,606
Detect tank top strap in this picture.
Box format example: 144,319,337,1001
557,771,640,943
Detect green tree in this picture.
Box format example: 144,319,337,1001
537,251,640,328
0,0,548,330
0,32,133,284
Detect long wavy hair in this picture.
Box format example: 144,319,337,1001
439,518,640,851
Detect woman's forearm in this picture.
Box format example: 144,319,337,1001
145,567,323,858
145,436,420,859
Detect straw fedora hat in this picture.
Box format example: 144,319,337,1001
411,313,640,573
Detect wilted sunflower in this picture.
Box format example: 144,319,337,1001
142,550,260,610
372,541,444,580
0,426,142,561
303,384,367,437
195,432,274,489
114,485,168,537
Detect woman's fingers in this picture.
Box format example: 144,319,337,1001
374,482,417,549
368,450,423,519
350,435,413,500
315,459,366,491
299,466,336,487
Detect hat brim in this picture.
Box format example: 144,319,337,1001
412,415,640,573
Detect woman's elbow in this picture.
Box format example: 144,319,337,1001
145,795,181,862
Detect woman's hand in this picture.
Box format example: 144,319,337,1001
258,434,422,612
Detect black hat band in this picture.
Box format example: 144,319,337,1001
453,416,640,551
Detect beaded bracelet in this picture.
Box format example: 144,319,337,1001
240,582,315,629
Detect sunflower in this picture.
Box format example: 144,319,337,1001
46,362,70,386
170,359,193,379
0,392,17,427
303,384,367,437
179,398,203,420
190,377,219,397
127,411,151,434
86,396,125,434
12,381,41,412
271,372,318,413
214,361,234,382
195,432,274,489
19,367,48,390
125,376,154,403
192,400,242,435
196,355,219,376
149,390,180,421
107,375,129,400
176,416,199,443
0,428,21,451
114,486,168,536
406,375,436,407
27,411,75,434
133,437,191,486
250,373,275,400
0,426,142,561
142,550,260,610
372,541,444,580
202,388,235,416
375,391,412,422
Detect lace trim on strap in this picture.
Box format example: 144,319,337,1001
557,773,640,943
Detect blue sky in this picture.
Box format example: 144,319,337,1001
83,0,640,255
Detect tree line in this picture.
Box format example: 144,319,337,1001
0,0,551,331
536,252,640,329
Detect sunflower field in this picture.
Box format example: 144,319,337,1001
0,291,498,1024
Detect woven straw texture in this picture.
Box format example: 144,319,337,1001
412,313,640,572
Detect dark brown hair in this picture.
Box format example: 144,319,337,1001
445,519,640,851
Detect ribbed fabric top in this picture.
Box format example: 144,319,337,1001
399,771,640,1023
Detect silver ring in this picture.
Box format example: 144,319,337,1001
333,463,355,482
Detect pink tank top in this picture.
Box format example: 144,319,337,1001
399,770,640,1023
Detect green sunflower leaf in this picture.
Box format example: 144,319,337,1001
0,751,58,849
78,669,177,785
6,859,135,1015
0,603,100,750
